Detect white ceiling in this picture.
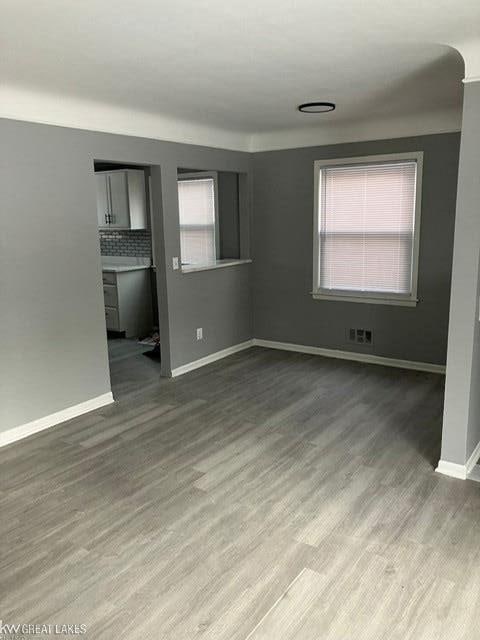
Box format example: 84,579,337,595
1,0,479,151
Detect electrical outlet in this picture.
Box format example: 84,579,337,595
196,327,203,340
172,257,179,270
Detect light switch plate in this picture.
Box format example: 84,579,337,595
172,257,179,270
196,327,203,340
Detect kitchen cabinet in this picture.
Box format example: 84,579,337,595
102,267,152,338
96,169,147,230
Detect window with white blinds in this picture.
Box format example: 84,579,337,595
313,153,422,305
178,174,218,266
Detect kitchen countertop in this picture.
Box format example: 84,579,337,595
102,264,151,273
101,256,152,273
181,258,252,273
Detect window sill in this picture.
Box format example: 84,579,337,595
311,292,418,307
181,259,252,274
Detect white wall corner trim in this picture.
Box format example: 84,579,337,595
0,392,114,448
454,39,480,82
436,438,480,481
468,465,480,483
252,339,446,374
466,439,480,476
171,340,254,377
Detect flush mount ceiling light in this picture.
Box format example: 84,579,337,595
298,102,336,113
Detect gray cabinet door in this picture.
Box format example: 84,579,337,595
96,174,110,228
95,169,146,230
108,172,130,228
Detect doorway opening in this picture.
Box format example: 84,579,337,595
94,160,163,397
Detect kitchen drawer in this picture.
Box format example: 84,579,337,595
103,284,118,308
102,271,116,285
104,306,120,331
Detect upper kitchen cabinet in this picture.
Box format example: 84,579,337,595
96,169,147,230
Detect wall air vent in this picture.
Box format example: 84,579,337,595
347,328,373,345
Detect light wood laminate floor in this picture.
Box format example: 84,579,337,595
1,342,480,639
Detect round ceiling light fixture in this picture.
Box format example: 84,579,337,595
298,101,335,113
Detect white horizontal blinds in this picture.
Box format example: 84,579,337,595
178,178,216,265
319,161,417,295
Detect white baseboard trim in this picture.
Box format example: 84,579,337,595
252,339,446,374
468,465,480,483
170,338,446,378
435,460,469,480
171,340,254,377
436,438,480,481
467,439,480,476
0,392,114,448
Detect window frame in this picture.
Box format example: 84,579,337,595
312,152,423,307
177,171,220,266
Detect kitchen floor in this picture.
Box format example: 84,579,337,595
107,337,161,398
1,347,480,639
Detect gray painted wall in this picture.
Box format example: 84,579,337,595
218,172,240,259
0,118,252,434
252,133,460,365
441,82,480,465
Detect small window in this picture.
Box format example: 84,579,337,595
177,172,219,266
313,152,423,306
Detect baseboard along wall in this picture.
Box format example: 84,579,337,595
0,392,114,448
171,338,446,377
436,438,480,481
170,340,254,377
252,339,446,374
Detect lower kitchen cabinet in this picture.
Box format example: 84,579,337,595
102,268,152,338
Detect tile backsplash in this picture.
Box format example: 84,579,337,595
99,230,152,257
